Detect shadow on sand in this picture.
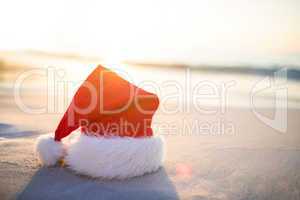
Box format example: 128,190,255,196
18,167,179,200
0,123,37,139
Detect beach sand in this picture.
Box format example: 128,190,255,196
1,105,300,199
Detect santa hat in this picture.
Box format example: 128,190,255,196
35,65,164,179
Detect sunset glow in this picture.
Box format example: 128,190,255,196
1,0,300,65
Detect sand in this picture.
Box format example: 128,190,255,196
1,106,300,200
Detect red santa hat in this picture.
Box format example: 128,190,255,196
35,65,164,179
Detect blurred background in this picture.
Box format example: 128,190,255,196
0,0,300,129
1,0,300,65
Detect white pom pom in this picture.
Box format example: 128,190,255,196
35,134,65,166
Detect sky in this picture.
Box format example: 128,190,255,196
0,0,300,66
